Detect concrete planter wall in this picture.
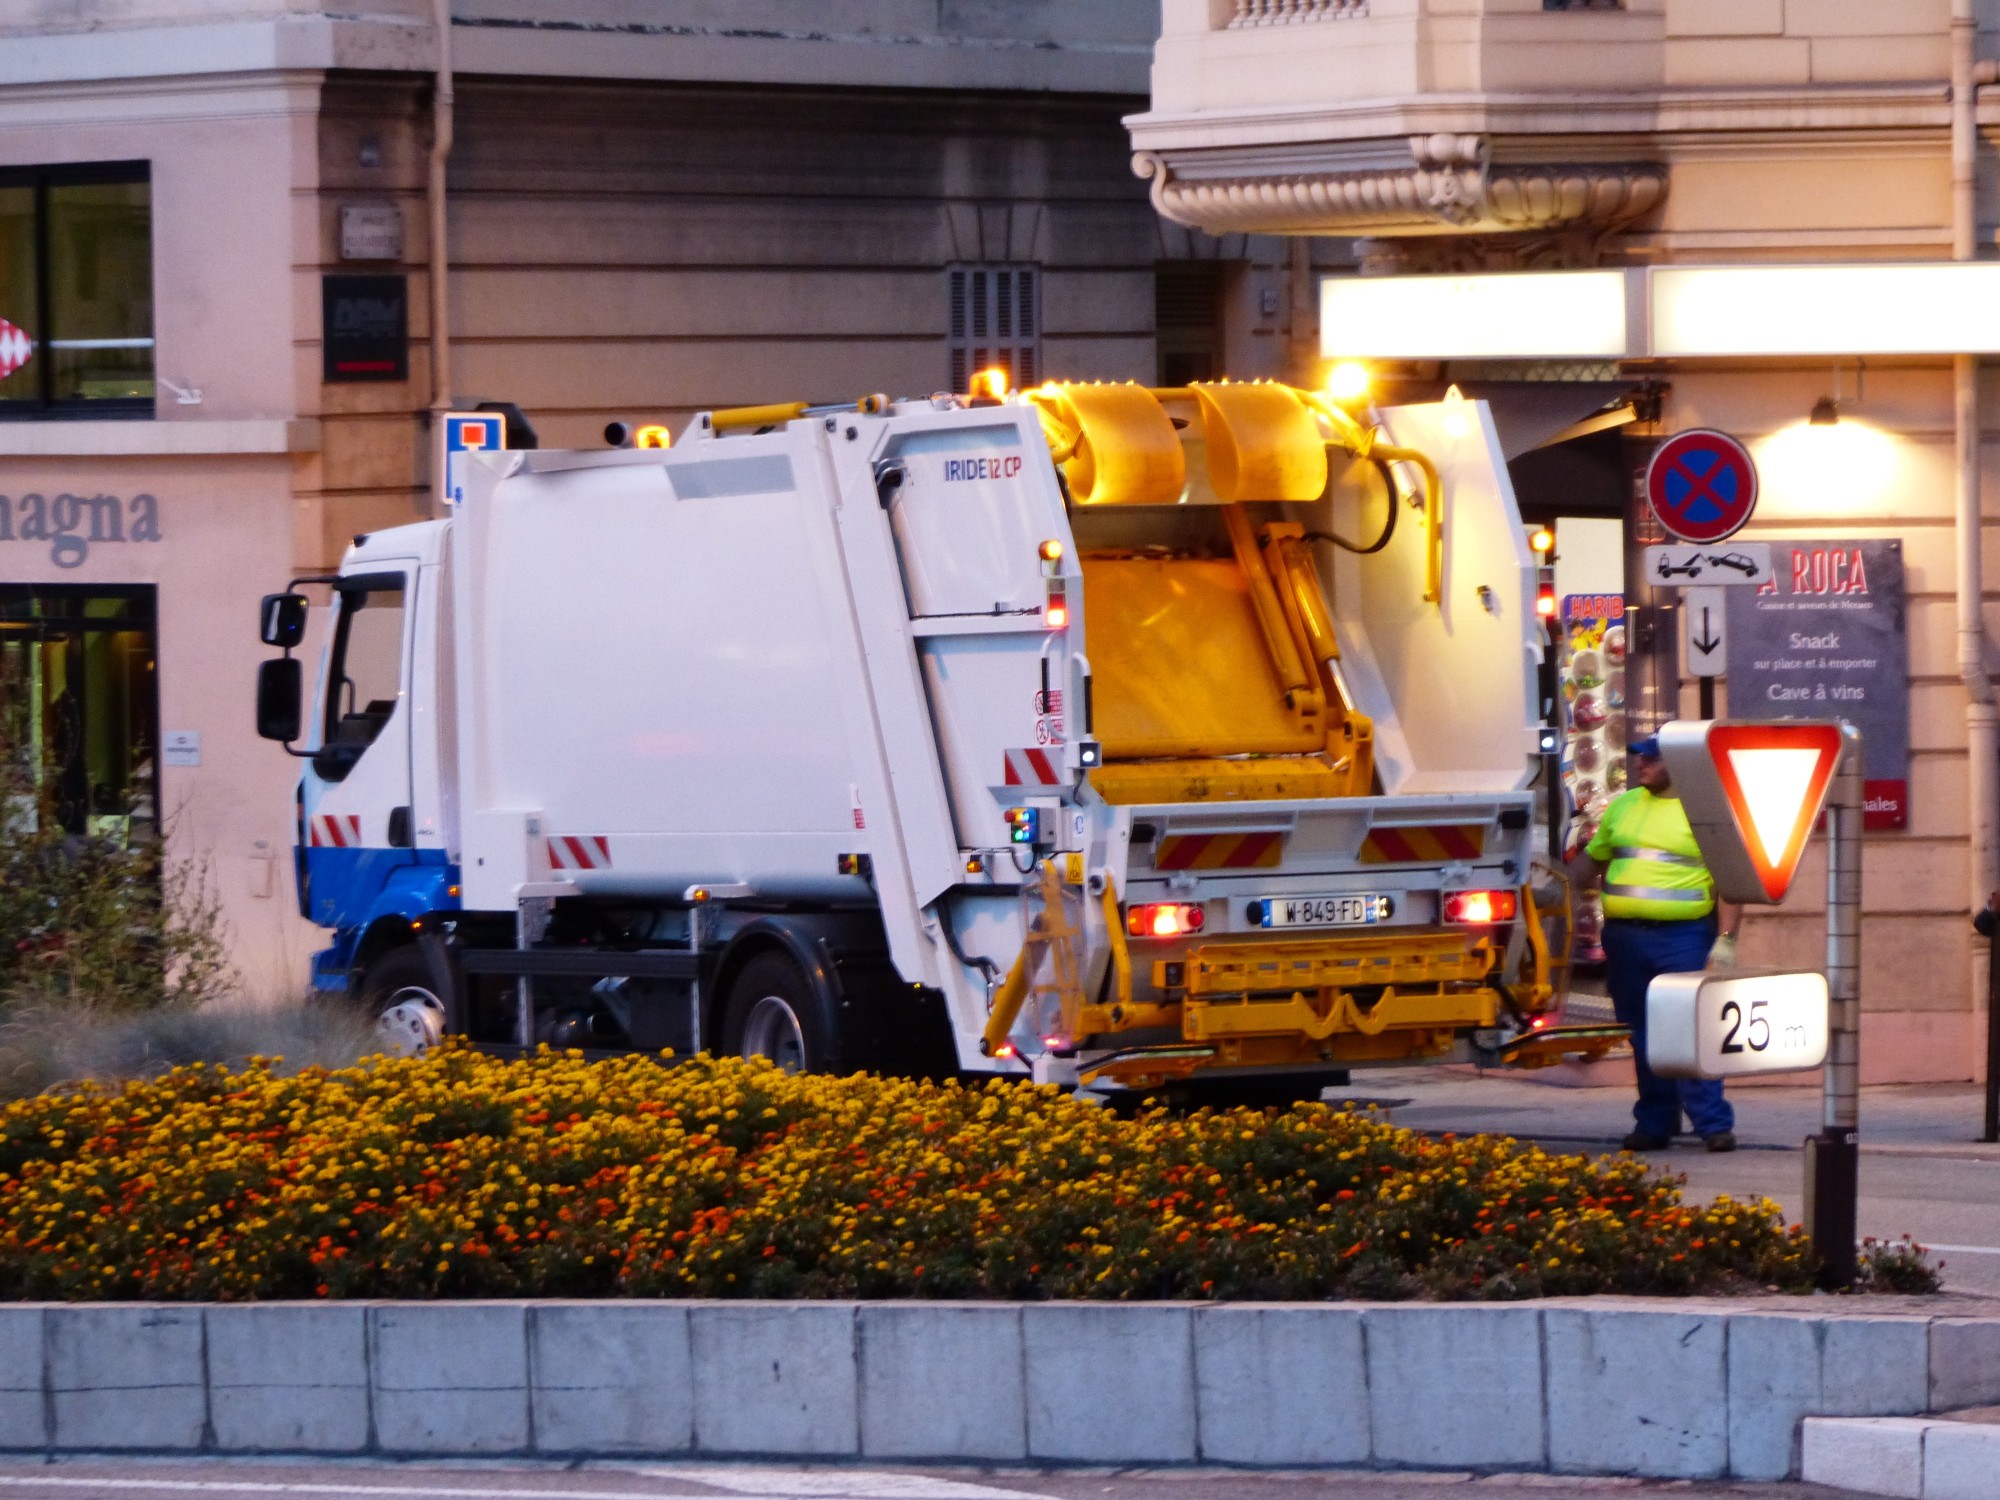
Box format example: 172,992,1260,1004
0,1299,1992,1480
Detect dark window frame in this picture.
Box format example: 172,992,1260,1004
0,160,154,421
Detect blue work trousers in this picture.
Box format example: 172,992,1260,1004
1602,916,1736,1139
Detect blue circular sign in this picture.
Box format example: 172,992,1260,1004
1646,428,1758,544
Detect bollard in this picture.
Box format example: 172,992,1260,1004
1808,723,1864,1289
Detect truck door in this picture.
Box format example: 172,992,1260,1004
880,421,1074,849
299,567,415,927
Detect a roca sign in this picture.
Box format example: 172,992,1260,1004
0,492,162,568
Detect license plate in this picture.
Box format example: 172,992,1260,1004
1256,893,1393,929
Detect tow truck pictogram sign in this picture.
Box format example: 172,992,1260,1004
1656,719,1845,903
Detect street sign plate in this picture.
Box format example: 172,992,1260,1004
1681,586,1727,679
440,411,507,507
1657,719,1845,904
1646,429,1759,543
1644,541,1772,588
1646,969,1830,1079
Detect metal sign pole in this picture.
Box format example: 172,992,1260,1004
1807,721,1864,1288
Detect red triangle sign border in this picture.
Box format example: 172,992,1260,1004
1706,723,1846,902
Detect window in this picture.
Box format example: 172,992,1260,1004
0,586,158,841
0,163,153,417
948,265,1038,394
1156,262,1225,387
316,577,405,783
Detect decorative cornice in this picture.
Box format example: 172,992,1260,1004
1133,136,1666,238
1124,85,1955,154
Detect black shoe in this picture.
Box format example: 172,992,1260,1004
1621,1131,1671,1152
1703,1131,1738,1153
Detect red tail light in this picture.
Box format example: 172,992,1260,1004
1128,902,1205,938
1442,889,1518,925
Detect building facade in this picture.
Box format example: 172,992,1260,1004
1133,0,1998,1082
0,0,1335,996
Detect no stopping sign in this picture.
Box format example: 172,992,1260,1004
1646,429,1759,544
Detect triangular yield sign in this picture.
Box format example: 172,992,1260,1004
1707,723,1844,901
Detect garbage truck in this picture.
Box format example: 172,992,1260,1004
254,377,1586,1097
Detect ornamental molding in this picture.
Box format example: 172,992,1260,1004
1133,135,1666,239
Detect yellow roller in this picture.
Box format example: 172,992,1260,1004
1025,383,1186,506
1191,382,1329,503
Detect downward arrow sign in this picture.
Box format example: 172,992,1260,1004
1692,606,1721,656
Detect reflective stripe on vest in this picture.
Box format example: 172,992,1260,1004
1610,847,1704,867
1595,790,1716,921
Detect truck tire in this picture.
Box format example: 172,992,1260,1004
721,951,834,1073
355,944,449,1058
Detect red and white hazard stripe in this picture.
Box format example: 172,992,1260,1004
547,835,612,871
308,813,363,848
1003,747,1063,786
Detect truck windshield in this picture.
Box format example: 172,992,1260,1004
315,577,405,783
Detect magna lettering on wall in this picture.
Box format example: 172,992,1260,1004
0,493,162,568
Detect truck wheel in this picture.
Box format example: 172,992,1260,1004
356,945,448,1058
721,952,832,1073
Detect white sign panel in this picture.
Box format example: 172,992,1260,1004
1646,970,1830,1079
1644,541,1772,588
162,730,201,768
1681,586,1727,679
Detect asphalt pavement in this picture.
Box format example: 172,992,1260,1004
0,1459,1895,1500
1333,1065,2000,1296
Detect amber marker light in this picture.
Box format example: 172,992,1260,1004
635,424,672,449
1324,360,1371,405
1039,538,1063,563
972,367,1011,403
1530,526,1555,554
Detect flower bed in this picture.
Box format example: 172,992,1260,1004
0,1049,1856,1301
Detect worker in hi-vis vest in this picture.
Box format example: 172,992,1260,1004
1567,733,1741,1153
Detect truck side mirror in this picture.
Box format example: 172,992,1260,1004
260,592,308,648
256,658,303,742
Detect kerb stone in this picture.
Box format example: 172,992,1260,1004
207,1304,368,1452
1800,1416,1927,1500
1923,1419,2000,1500
859,1304,1025,1461
1194,1305,1366,1466
1821,1317,1930,1415
1546,1306,1725,1478
370,1303,528,1453
47,1306,204,1451
1023,1304,1196,1463
1724,1312,1819,1480
1366,1305,1543,1470
1931,1318,2000,1410
690,1304,857,1457
531,1302,692,1455
0,1307,44,1450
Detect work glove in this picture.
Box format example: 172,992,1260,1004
1707,934,1738,971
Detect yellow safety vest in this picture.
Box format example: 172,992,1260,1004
1586,788,1716,922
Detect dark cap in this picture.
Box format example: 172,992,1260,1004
1629,734,1661,759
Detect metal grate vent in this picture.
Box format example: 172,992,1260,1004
948,264,1040,393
